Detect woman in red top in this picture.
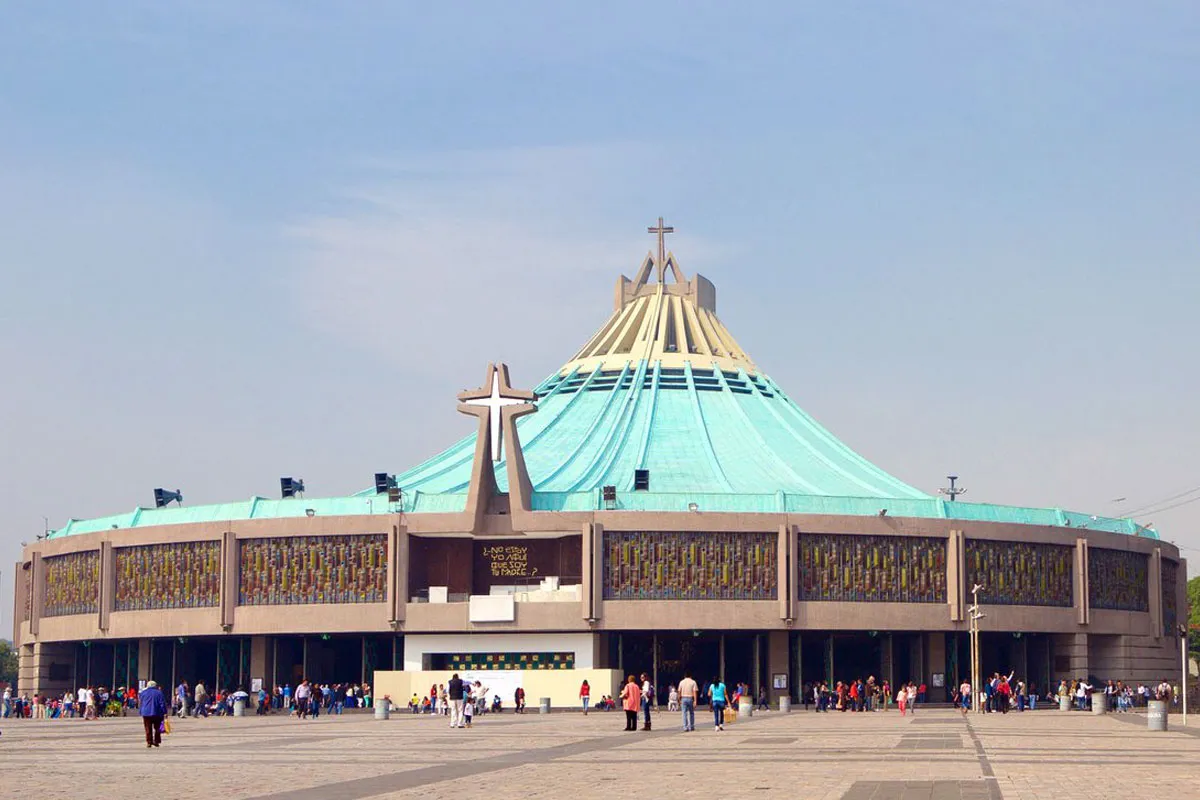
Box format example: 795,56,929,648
580,679,590,715
619,675,641,731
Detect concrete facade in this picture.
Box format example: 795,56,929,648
12,510,1186,698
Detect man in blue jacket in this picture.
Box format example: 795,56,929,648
140,681,168,748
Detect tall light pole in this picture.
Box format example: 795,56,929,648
1180,624,1189,727
969,584,986,713
939,475,968,503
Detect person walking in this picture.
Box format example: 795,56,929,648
139,681,167,749
639,673,653,731
708,676,728,731
448,673,465,729
678,671,699,732
620,675,641,732
580,679,590,715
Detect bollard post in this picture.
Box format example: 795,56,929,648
538,697,551,714
779,696,791,713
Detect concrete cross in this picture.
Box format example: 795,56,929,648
647,216,675,281
464,369,529,462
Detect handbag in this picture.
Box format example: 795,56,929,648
162,717,172,735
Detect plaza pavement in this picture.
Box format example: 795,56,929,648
2,705,1197,800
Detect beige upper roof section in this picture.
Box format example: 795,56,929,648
559,251,759,376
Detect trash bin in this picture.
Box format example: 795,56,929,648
779,696,791,713
1148,700,1168,731
374,699,391,720
738,698,753,719
1091,693,1107,715
538,697,551,714
1058,694,1071,712
233,698,246,718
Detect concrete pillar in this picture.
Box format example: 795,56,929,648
1150,548,1163,640
581,522,595,620
137,640,152,683
98,540,114,632
925,633,946,702
719,634,726,681
1052,632,1088,682
753,634,762,697
947,530,965,621
250,636,270,693
24,641,74,697
591,523,605,620
389,522,409,623
767,630,789,702
29,552,44,637
220,531,238,629
882,633,894,688
777,524,792,620
1074,537,1090,626
793,633,803,701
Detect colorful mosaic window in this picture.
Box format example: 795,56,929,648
1162,558,1179,637
799,534,946,603
964,540,1072,607
43,551,100,617
115,541,222,611
603,531,777,600
238,534,387,605
1087,548,1148,612
432,652,576,671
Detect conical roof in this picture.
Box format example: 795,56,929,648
394,251,929,502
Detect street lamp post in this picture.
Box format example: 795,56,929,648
1180,624,1189,727
969,584,986,714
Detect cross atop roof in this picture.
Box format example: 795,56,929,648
647,216,675,281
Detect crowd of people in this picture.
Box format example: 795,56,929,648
0,679,376,721
1,684,139,719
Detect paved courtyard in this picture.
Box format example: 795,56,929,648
2,707,1198,800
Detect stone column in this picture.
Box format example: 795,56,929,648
1149,548,1163,640
766,630,789,702
29,552,44,637
388,522,408,624
220,531,238,629
1074,537,1090,626
925,633,946,702
137,640,152,683
777,523,792,621
250,636,270,693
947,530,965,621
98,540,115,632
591,523,605,620
581,522,595,621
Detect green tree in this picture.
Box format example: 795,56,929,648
0,639,17,689
1189,576,1200,657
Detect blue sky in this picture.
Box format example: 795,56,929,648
2,2,1199,634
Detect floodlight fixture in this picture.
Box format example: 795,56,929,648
280,477,305,498
688,502,699,512
878,508,888,517
305,508,316,518
374,472,396,494
154,488,183,508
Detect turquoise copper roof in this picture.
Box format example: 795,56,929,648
47,248,1156,540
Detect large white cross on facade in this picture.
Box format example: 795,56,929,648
463,368,531,462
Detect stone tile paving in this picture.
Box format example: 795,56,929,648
1,707,1197,800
